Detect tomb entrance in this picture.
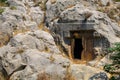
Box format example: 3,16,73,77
71,31,95,61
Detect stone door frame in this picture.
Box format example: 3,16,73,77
70,30,95,61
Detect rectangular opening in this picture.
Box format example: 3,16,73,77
74,38,83,59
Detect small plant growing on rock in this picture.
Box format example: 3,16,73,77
104,64,115,72
108,43,120,64
104,43,120,73
49,54,55,63
10,6,17,10
0,8,4,14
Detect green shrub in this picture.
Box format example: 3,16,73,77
110,76,116,80
0,0,7,3
108,43,120,64
104,42,120,73
0,0,9,7
0,8,4,14
104,64,115,72
114,0,120,2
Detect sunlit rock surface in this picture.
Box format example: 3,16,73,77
0,0,120,80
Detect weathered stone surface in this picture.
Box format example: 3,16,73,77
46,0,81,22
59,5,120,44
29,7,44,25
8,30,60,53
89,11,120,43
89,72,108,80
0,0,44,47
0,30,60,79
46,0,120,71
0,21,13,47
0,0,120,80
47,0,120,44
71,64,110,80
0,47,70,80
0,30,110,80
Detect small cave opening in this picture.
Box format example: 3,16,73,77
74,38,83,59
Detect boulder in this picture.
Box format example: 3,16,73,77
70,64,110,80
9,30,60,53
0,48,70,80
46,0,80,22
89,72,108,80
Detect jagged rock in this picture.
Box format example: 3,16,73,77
29,7,44,25
7,0,25,7
45,0,120,71
0,21,13,47
58,4,120,43
46,0,81,22
91,12,120,43
0,0,44,47
8,30,60,53
70,64,110,80
89,72,108,80
46,0,120,44
0,30,61,79
99,0,112,6
0,49,70,80
0,30,110,80
60,4,94,21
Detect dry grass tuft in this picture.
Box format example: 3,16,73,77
16,48,24,54
38,22,44,30
50,0,56,4
0,32,10,47
37,71,50,80
13,29,29,36
38,22,50,33
64,66,75,80
45,46,50,52
49,54,55,62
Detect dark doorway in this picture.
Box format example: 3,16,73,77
74,38,83,59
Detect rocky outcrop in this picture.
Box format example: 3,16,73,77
89,72,108,80
45,0,120,70
48,2,120,44
0,30,61,79
0,0,44,47
71,64,110,80
1,0,120,80
0,30,110,80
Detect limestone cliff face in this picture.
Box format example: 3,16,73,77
0,0,120,80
